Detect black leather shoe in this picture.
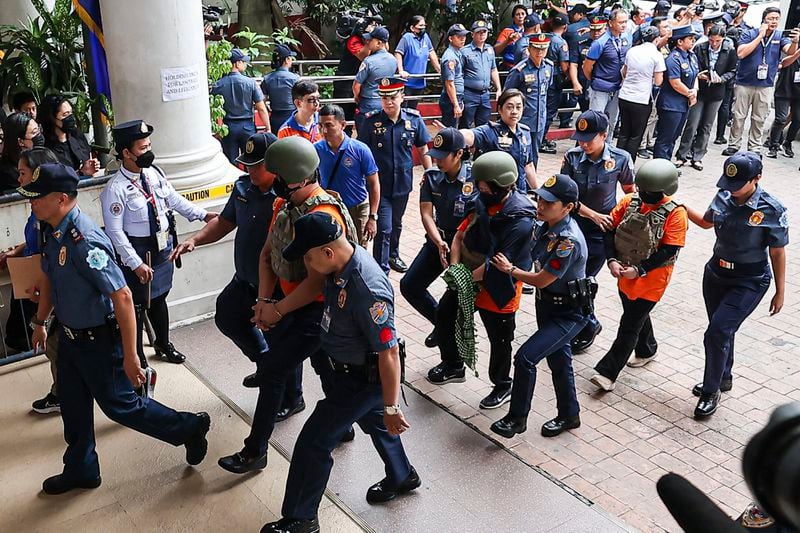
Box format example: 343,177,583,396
243,372,260,388
783,144,794,157
155,342,186,364
261,517,320,533
275,398,306,422
540,140,557,154
424,329,438,348
366,466,421,503
691,160,703,171
766,146,778,158
427,362,466,384
694,391,721,419
389,257,408,273
185,412,211,465
713,137,727,145
721,147,738,156
570,324,602,354
479,387,512,409
541,415,581,437
692,378,732,397
490,414,527,438
339,426,356,443
218,449,267,474
42,474,101,495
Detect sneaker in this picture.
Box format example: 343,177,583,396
766,146,778,158
627,352,658,368
426,362,466,384
590,374,616,392
637,149,652,160
721,147,738,156
713,137,727,145
783,144,794,158
32,392,60,414
479,387,512,409
522,283,535,295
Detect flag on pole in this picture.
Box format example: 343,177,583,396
72,0,111,117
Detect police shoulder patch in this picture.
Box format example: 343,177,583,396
604,159,615,171
369,301,389,324
556,239,575,257
110,202,123,216
778,210,788,228
86,247,110,270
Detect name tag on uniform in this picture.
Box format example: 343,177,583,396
454,199,465,217
524,74,536,83
321,305,331,332
498,134,512,148
157,230,169,251
794,70,800,83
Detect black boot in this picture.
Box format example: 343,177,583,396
694,391,721,419
490,414,527,438
155,342,186,364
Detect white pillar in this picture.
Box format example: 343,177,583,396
0,0,54,27
100,0,236,190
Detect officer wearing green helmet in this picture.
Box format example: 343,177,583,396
590,158,688,393
219,136,360,475
427,151,537,412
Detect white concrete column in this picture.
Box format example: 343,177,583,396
100,0,237,190
0,0,54,27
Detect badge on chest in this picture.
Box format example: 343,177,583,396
321,305,331,332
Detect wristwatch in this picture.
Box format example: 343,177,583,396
384,404,402,416
30,316,50,329
368,213,379,221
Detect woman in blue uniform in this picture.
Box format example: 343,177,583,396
685,152,788,419
261,44,299,133
653,26,700,161
490,174,590,439
400,128,477,347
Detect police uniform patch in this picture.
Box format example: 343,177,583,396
374,122,382,128
779,211,788,228
343,157,354,168
562,43,569,52
246,140,254,153
338,288,347,308
31,167,40,182
448,60,455,70
380,78,390,86
748,210,764,226
547,239,557,252
549,259,561,270
370,301,389,324
726,163,738,177
544,175,557,187
462,182,474,195
604,159,615,171
110,202,123,216
405,120,413,130
681,62,689,69
433,134,444,148
140,122,148,133
58,246,67,266
524,74,535,83
577,118,588,131
86,247,109,270
379,327,394,344
556,240,574,257
477,21,485,27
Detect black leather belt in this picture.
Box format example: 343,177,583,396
328,356,366,374
536,290,569,306
62,322,117,342
464,86,488,93
712,257,768,275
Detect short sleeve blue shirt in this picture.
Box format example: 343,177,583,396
586,31,631,92
440,46,465,95
472,120,534,192
736,28,792,87
532,215,587,294
461,43,496,91
658,48,698,112
315,136,378,208
355,49,398,111
211,71,264,121
261,67,299,112
419,161,478,233
561,144,635,213
395,32,434,89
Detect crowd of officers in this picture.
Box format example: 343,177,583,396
0,2,795,533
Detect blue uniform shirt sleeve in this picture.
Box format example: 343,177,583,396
355,61,370,84
76,231,127,297
415,116,431,146
356,297,398,352
252,82,265,103
766,205,789,248
220,185,239,224
618,153,635,187
420,172,434,202
543,237,581,278
666,54,682,80
442,54,457,81
471,125,490,148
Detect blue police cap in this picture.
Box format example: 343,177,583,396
282,211,344,262
17,162,79,198
655,0,672,11
571,110,609,141
717,151,762,191
524,14,543,28
447,23,471,37
112,119,153,151
672,25,700,39
363,26,390,42
236,132,278,166
535,174,579,204
377,76,406,97
274,44,297,59
230,48,252,63
471,20,490,32
429,128,466,160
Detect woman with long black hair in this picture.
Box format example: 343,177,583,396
0,112,44,191
40,94,99,177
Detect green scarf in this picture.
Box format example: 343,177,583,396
442,263,479,376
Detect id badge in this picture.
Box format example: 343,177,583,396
794,70,800,83
321,306,331,332
757,64,768,80
533,259,542,273
454,199,465,217
156,230,168,251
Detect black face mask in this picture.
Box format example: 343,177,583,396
414,28,426,38
273,178,301,200
31,133,45,147
479,191,505,207
60,114,78,133
639,190,664,204
136,150,156,168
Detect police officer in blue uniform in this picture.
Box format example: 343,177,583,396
541,15,572,154
169,133,300,418
685,152,788,419
561,110,635,352
505,33,555,169
400,128,477,347
461,20,500,128
653,26,700,161
24,164,211,495
512,13,544,66
358,78,432,273
261,44,299,133
440,24,469,128
490,174,590,439
212,48,272,163
354,27,398,133
568,16,607,114
262,211,418,533
101,120,216,366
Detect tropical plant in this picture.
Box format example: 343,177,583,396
0,0,92,130
306,65,337,98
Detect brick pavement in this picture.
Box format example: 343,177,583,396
389,137,800,532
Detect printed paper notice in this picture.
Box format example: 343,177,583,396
161,65,203,102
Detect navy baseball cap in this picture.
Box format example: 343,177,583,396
282,211,343,262
274,44,297,58
655,0,672,11
364,26,390,42
535,174,579,204
471,20,490,32
524,14,543,28
570,3,588,14
447,23,470,37
429,128,466,160
717,152,762,191
112,119,153,151
571,110,609,141
672,25,700,39
230,48,251,63
17,163,79,198
237,132,278,166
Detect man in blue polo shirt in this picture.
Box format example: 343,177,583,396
316,104,380,247
583,9,631,143
461,19,501,128
722,8,798,155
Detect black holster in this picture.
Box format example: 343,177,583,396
366,337,406,385
566,277,599,315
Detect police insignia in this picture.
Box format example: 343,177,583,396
110,202,123,216
374,122,382,128
779,211,788,228
31,167,40,182
140,122,148,133
58,246,67,266
338,288,347,308
556,240,574,257
448,60,455,70
577,118,588,131
562,43,569,52
462,182,474,195
681,62,689,69
604,159,615,171
748,210,764,226
477,21,485,27
433,134,444,148
725,163,738,177
246,140,254,153
86,247,110,270
405,120,413,130
524,74,535,83
547,239,557,252
369,301,389,324
380,78,390,86
544,175,557,187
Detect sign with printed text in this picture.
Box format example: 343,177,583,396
160,64,203,102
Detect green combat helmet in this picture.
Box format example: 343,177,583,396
635,158,679,195
265,136,320,183
472,151,517,187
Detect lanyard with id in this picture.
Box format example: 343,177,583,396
130,173,168,251
758,34,771,80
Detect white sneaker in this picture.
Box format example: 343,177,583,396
590,374,615,392
626,352,658,368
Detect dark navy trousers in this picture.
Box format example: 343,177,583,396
373,194,410,273
701,261,771,395
281,358,411,520
460,89,491,128
58,330,199,480
400,235,452,325
653,108,688,160
221,119,256,164
439,94,465,128
574,219,606,339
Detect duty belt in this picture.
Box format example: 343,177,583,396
464,86,488,93
62,321,118,342
327,356,366,374
536,290,568,306
713,257,768,275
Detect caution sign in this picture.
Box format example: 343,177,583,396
180,181,236,203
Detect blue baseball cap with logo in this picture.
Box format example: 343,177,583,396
230,48,251,63
363,26,390,42
535,174,579,204
717,151,762,191
571,110,609,142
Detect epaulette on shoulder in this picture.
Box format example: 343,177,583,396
518,122,531,131
403,107,421,117
364,109,381,118
68,224,85,245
